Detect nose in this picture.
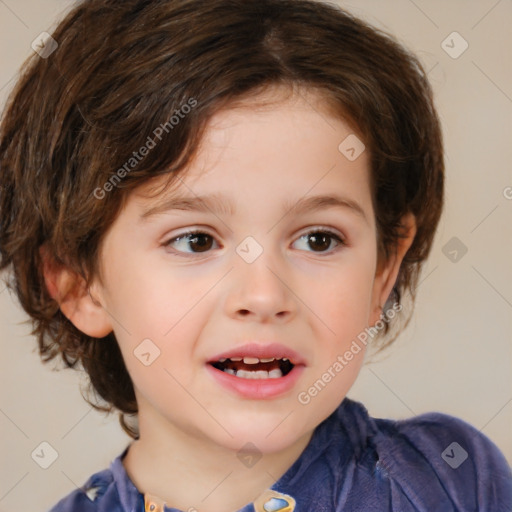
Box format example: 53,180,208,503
224,252,297,324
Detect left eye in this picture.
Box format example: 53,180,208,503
292,230,344,253
166,232,218,253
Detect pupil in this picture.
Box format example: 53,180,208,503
309,233,330,251
190,234,212,252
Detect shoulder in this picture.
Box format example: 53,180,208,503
372,409,512,510
47,468,114,512
47,451,140,512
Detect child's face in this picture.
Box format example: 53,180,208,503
90,88,399,453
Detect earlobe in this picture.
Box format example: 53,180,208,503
370,213,416,325
40,246,113,338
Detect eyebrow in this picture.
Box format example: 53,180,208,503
140,193,235,219
139,193,368,224
285,194,368,224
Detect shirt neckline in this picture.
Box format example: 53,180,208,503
110,398,374,512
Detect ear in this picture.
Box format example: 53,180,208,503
369,213,416,326
40,246,113,338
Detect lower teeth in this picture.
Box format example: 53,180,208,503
224,368,283,379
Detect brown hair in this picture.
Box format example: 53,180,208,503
0,0,444,437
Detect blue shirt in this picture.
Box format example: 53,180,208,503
48,398,512,511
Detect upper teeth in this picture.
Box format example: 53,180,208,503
221,356,279,364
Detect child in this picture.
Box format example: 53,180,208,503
0,0,510,510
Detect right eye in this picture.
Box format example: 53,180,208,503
164,231,219,254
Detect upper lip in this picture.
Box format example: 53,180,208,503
207,343,306,365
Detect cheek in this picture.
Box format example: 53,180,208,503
296,268,372,415
305,256,376,341
103,253,214,338
103,260,221,388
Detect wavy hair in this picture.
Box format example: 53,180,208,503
0,0,444,437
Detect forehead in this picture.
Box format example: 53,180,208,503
134,85,372,218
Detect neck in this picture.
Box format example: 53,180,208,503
122,408,312,512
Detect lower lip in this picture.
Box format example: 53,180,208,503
205,364,305,400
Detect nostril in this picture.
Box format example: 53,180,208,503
238,309,251,316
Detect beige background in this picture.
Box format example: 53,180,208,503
1,0,511,511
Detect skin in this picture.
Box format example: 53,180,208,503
45,86,416,512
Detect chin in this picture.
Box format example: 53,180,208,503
205,410,312,454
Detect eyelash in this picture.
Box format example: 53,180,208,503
163,228,346,256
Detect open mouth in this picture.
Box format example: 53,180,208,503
209,357,295,379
